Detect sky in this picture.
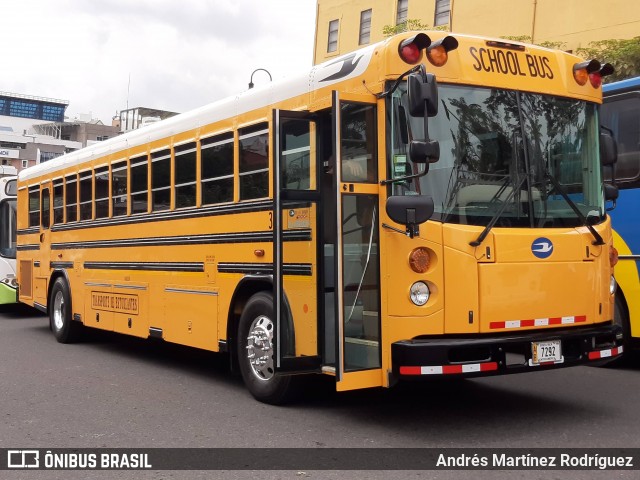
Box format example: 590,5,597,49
1,0,317,124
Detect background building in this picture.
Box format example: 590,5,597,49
0,92,119,172
118,107,179,134
314,0,640,64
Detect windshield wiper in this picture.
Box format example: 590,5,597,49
469,176,528,247
544,172,605,246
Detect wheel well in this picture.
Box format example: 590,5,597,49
226,278,272,371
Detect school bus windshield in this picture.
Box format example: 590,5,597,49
388,83,604,228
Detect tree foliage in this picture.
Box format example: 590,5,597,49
577,37,640,82
382,19,446,37
500,35,566,51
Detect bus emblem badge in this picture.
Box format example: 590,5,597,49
532,238,553,259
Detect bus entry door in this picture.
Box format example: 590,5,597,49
273,109,321,373
332,91,383,391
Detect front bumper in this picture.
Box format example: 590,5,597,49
392,323,623,379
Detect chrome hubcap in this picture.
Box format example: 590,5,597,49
53,291,65,331
246,315,274,381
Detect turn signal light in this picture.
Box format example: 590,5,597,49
610,246,619,268
409,247,431,273
426,36,459,67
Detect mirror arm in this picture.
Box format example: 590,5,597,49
380,168,428,186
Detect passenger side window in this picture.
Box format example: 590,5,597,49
201,132,234,205
151,148,171,211
239,123,269,200
174,142,197,208
112,161,128,217
65,174,78,222
130,155,149,214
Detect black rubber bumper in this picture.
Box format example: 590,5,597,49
392,323,623,379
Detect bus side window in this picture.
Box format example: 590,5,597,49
111,161,128,217
602,95,640,187
95,166,109,219
130,154,149,214
53,180,63,225
201,132,234,205
28,186,39,228
151,148,171,212
65,174,78,223
41,188,50,229
239,123,269,200
79,171,93,221
174,142,197,209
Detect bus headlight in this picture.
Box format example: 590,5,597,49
610,275,617,295
410,281,430,306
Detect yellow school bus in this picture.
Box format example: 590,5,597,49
17,31,622,404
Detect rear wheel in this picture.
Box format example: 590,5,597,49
237,291,297,404
50,277,82,343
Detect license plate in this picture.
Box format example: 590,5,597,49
530,340,563,365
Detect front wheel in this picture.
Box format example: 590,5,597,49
50,277,82,343
237,291,297,405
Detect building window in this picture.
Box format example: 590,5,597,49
434,0,450,26
359,9,372,45
96,135,109,141
201,132,234,205
396,0,408,25
22,160,28,168
239,123,269,201
327,19,339,53
40,151,62,163
174,142,197,209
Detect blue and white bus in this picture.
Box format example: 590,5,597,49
0,165,18,304
601,76,640,351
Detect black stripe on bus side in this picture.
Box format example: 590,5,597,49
51,261,74,269
84,262,205,272
49,199,277,233
17,227,40,236
50,229,311,250
217,262,312,276
16,244,40,251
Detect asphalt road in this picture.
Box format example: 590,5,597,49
2,304,640,480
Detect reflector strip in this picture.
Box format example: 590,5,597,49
588,346,624,360
399,362,498,376
490,315,586,330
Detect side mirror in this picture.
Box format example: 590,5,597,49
604,184,619,211
407,72,438,117
386,195,434,238
409,140,440,164
600,130,617,166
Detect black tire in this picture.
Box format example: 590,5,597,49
602,293,631,367
614,293,631,357
237,291,297,405
49,277,82,343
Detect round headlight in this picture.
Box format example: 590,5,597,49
410,281,430,306
610,275,617,295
